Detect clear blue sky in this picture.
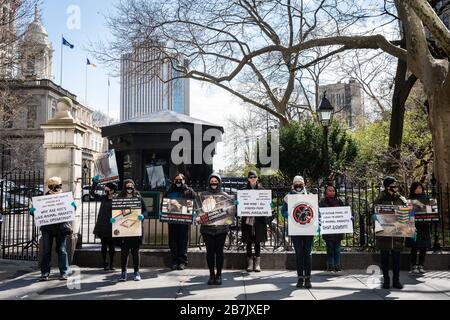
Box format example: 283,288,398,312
41,0,119,118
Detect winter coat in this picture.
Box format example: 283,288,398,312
406,193,432,249
115,191,148,244
92,182,114,239
320,197,346,243
165,183,197,226
373,191,408,251
241,183,268,244
281,187,308,219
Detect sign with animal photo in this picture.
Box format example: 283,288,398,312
237,190,272,217
32,193,76,228
111,198,142,238
409,198,439,223
319,206,354,235
160,198,194,225
94,149,119,183
374,205,416,238
287,194,319,236
194,193,236,225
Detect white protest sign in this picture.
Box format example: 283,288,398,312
319,206,354,235
287,194,319,236
237,190,272,217
32,192,76,228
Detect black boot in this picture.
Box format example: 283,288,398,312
296,277,304,288
208,273,215,286
393,279,404,290
103,261,109,271
382,276,391,289
304,277,312,289
214,274,222,285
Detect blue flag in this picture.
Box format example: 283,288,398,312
62,37,74,49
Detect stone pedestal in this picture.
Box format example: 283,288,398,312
39,102,87,268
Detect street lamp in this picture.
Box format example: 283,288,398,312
317,92,334,181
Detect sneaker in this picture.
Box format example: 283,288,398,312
304,278,312,289
411,265,420,274
133,272,141,281
418,265,426,274
59,274,69,281
177,263,186,271
334,265,342,273
296,278,304,288
119,272,127,282
39,274,49,282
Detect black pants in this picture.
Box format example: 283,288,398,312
168,223,190,265
203,233,227,277
381,250,401,282
101,238,115,266
246,243,261,258
121,238,140,273
411,247,427,266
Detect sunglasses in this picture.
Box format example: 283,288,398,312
52,184,62,189
174,180,183,183
249,176,257,179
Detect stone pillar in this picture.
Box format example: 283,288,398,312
39,97,87,267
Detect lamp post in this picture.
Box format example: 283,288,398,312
317,92,334,181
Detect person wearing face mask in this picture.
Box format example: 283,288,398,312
241,171,267,273
92,176,118,271
165,173,197,271
281,176,314,289
199,173,234,286
373,176,408,290
115,179,147,282
29,177,77,281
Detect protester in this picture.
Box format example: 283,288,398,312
114,179,147,282
320,184,345,273
407,182,432,275
92,176,118,271
199,173,234,286
165,173,196,271
373,176,407,290
241,171,267,273
282,176,313,289
29,177,76,281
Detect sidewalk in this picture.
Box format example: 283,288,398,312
0,259,38,284
0,266,449,300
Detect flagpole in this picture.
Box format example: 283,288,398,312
85,59,88,105
60,34,63,86
107,77,110,118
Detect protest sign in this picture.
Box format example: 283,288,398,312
374,205,416,238
237,190,272,217
94,149,119,183
194,193,236,225
112,198,142,238
319,206,354,235
160,198,194,224
409,199,439,223
287,194,319,236
32,193,75,228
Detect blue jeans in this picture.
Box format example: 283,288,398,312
292,236,313,278
41,230,69,276
325,240,341,267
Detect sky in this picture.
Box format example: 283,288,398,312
39,0,241,171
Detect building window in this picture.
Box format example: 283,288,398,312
2,104,12,128
27,105,37,128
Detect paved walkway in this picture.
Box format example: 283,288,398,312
0,264,449,300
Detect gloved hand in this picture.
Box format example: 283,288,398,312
270,202,275,209
371,214,378,223
92,176,100,184
110,217,116,224
70,201,77,211
234,200,239,206
29,207,36,216
138,215,145,221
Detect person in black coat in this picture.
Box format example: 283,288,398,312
408,182,432,274
91,176,118,271
165,173,197,271
241,171,267,273
319,184,345,273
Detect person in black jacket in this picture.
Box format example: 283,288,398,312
165,173,196,271
241,171,267,273
91,176,118,271
319,184,345,273
115,179,148,282
408,182,432,274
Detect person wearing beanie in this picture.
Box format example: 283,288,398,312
165,173,197,271
115,179,148,282
199,173,235,286
374,176,407,290
241,170,266,273
281,176,313,289
29,177,76,281
92,176,118,271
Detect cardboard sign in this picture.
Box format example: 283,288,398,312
319,206,354,235
94,149,119,183
409,199,439,223
374,205,416,238
32,193,76,228
237,190,272,217
161,198,194,225
287,194,319,236
194,193,236,225
112,198,142,238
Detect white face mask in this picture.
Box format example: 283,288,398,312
176,183,182,188
210,185,218,190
